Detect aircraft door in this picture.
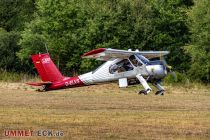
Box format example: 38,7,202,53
129,55,148,76
109,59,134,78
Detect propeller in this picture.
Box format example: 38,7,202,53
160,54,177,82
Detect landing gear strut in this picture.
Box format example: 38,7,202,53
136,74,152,95
152,83,165,96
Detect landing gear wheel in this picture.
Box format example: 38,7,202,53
36,88,47,92
36,85,48,92
138,90,147,95
155,90,164,96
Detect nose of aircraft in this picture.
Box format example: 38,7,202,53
160,61,172,76
146,61,168,78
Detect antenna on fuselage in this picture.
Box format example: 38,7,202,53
45,43,49,54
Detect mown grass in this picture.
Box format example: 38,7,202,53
0,83,210,139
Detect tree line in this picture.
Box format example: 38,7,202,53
0,0,209,83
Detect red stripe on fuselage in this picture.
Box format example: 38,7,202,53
48,76,84,90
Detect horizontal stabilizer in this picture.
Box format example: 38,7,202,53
26,82,52,86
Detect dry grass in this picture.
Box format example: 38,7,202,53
0,82,210,140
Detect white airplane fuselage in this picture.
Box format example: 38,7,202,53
79,58,167,85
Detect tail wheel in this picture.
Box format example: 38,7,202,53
36,85,49,92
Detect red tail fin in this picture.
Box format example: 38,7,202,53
31,54,63,82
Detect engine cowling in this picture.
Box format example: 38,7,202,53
146,64,167,79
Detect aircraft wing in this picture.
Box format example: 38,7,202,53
82,48,169,61
26,82,52,86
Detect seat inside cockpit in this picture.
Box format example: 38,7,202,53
109,59,134,74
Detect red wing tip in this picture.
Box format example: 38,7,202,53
82,48,106,57
26,82,52,86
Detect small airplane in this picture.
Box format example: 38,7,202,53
27,48,170,95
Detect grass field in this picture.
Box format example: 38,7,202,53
0,82,210,140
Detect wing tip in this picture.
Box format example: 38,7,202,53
81,48,106,57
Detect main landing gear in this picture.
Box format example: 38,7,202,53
152,83,165,96
136,74,152,95
138,89,152,95
136,74,165,96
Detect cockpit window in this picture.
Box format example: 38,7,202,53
129,55,143,67
129,54,149,67
109,59,133,74
135,54,149,64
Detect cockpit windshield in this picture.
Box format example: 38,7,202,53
129,54,150,67
135,54,150,64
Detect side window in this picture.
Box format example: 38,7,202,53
109,59,133,74
129,55,142,67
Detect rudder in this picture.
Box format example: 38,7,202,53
31,54,63,82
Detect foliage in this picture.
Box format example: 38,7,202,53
0,0,208,83
164,72,188,84
0,0,35,31
0,0,35,73
186,0,210,83
19,0,155,75
148,0,192,71
0,28,21,71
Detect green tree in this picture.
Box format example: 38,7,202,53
0,28,21,71
149,0,193,72
18,0,194,77
0,0,35,73
186,0,210,83
0,0,35,32
19,0,154,75
19,0,91,75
